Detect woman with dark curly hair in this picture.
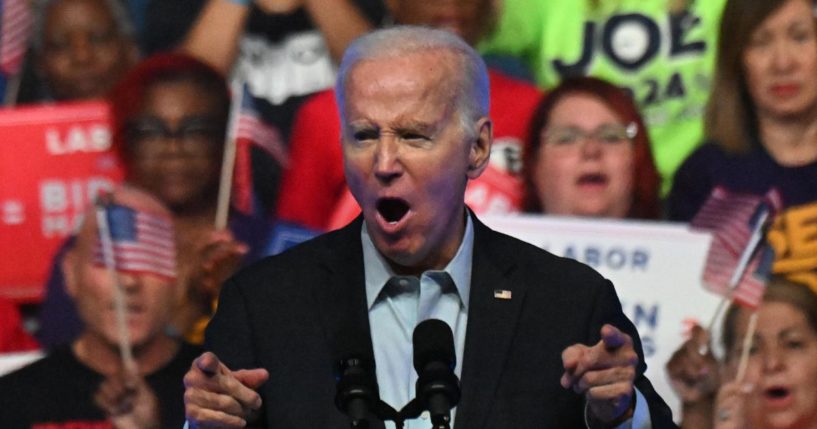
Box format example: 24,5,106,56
38,52,272,348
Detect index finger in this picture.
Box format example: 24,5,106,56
191,353,265,412
195,352,221,377
600,324,631,351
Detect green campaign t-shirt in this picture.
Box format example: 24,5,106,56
480,0,726,195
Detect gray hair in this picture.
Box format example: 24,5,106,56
335,25,490,138
31,0,136,53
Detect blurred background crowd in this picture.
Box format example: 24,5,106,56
1,0,817,427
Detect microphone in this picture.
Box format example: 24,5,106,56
334,332,380,428
412,319,461,429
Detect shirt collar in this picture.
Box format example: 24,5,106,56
362,212,474,311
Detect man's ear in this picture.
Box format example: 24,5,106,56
62,247,79,299
467,117,493,179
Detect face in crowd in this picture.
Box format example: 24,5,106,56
62,187,176,352
37,0,137,101
742,0,817,122
341,46,491,275
533,93,636,218
124,79,226,213
725,299,817,428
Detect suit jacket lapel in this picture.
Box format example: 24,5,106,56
455,217,529,429
312,217,386,429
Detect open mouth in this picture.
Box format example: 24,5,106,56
577,173,608,186
765,387,791,399
763,385,794,408
377,198,410,224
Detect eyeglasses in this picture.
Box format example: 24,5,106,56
543,123,637,148
126,117,224,156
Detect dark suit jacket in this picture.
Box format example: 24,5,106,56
205,215,677,428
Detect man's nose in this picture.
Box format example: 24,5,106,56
373,137,403,183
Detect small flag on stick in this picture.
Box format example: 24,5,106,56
1,0,33,105
216,83,289,224
692,187,780,309
232,84,288,216
0,0,32,76
94,196,176,374
93,203,177,280
691,187,781,358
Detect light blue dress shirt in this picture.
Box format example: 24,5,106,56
363,215,473,429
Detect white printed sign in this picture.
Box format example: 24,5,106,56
481,214,721,421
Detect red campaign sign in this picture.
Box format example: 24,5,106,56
0,101,124,303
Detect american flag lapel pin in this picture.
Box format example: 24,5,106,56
493,289,512,300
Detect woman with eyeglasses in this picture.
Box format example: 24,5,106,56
667,0,817,221
522,76,661,219
37,52,273,348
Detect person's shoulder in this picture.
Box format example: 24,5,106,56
229,221,359,283
475,219,606,283
0,346,70,388
476,223,616,314
674,141,729,178
689,141,732,161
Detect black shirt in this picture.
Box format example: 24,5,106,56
0,342,201,428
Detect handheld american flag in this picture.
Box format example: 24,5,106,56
0,0,33,76
232,84,288,215
691,187,781,308
93,203,177,280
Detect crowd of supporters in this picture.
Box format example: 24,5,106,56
1,0,816,427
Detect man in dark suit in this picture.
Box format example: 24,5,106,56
183,26,676,428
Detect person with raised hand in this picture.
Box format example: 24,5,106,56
667,277,817,429
0,185,200,428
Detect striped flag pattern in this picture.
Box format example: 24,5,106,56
232,85,288,215
94,204,177,280
0,0,33,76
691,187,781,308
